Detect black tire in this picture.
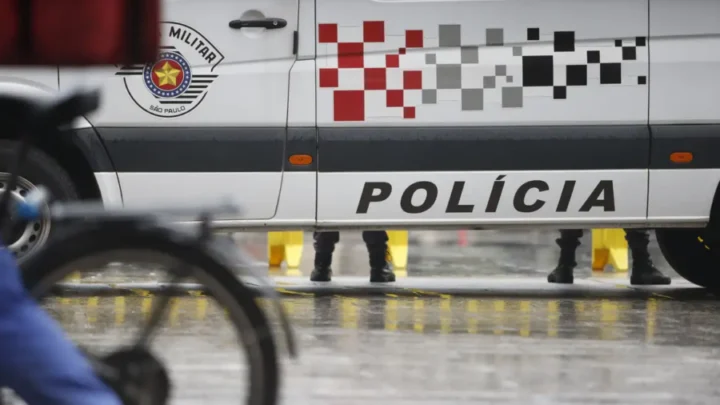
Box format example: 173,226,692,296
20,221,280,405
0,139,78,261
655,228,720,289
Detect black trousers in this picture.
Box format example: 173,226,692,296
313,231,388,252
559,229,650,250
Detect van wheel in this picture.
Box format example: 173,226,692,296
0,140,78,262
655,228,720,289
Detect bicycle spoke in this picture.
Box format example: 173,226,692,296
132,266,188,347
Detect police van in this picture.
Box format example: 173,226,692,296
1,0,718,288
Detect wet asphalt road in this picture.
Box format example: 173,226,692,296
39,230,720,404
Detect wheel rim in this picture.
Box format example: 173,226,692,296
0,173,51,259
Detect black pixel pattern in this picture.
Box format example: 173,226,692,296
522,55,554,87
622,46,636,60
514,30,647,100
587,50,600,63
554,31,575,52
566,65,587,86
527,28,540,41
620,37,645,62
419,27,648,112
457,29,651,109
600,63,622,84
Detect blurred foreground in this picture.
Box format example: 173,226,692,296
42,230,720,405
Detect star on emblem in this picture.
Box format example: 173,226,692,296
154,62,181,87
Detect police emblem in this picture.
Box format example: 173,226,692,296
115,21,225,118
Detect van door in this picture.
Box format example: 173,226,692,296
315,0,650,228
646,0,720,224
59,0,299,222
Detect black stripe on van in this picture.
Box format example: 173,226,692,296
317,126,650,172
95,127,286,172
284,128,317,172
649,125,720,169
87,124,720,173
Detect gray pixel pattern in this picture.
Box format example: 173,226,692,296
439,25,461,47
483,76,496,89
426,25,513,111
461,46,479,64
437,64,462,89
422,89,437,104
420,24,646,113
502,87,523,108
486,28,504,46
462,89,484,111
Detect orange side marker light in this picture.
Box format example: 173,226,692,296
670,152,693,164
289,154,313,165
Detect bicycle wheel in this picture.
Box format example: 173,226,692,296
20,220,280,405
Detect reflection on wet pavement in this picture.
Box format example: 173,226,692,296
44,295,247,405
38,230,720,404
44,294,720,404
45,295,720,347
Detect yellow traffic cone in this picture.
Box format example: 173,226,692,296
591,229,628,272
387,230,408,277
267,231,304,276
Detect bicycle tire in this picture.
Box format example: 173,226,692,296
19,220,280,405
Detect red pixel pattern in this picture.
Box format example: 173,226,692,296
318,21,425,121
334,90,365,121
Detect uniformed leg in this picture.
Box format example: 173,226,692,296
625,229,671,285
362,231,395,283
548,229,583,284
310,232,339,282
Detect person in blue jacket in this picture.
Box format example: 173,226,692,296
0,247,122,405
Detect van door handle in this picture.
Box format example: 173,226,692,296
228,18,287,30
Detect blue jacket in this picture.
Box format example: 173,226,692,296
0,248,121,405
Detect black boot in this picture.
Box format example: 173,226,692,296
310,233,336,282
367,244,395,283
548,230,581,284
627,230,671,285
630,260,671,285
310,252,333,281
